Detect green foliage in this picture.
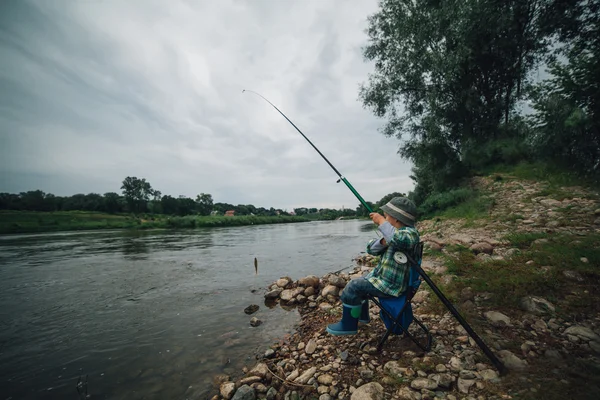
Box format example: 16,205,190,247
528,0,600,180
0,211,310,234
360,0,599,208
121,176,155,213
0,210,139,234
504,231,549,248
488,161,599,191
418,188,493,221
437,233,600,314
376,192,406,208
361,0,551,200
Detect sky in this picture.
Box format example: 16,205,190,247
0,0,414,211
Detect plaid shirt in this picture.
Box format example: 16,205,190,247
365,223,420,297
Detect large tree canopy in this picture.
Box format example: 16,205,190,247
360,0,556,201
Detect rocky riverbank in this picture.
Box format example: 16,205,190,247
207,175,600,400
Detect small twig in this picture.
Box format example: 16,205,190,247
265,362,314,388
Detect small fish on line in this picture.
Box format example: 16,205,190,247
254,257,258,274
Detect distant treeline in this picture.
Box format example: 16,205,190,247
0,178,408,222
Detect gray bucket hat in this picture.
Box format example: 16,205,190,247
380,197,417,227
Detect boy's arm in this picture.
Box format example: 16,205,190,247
366,237,387,256
379,221,419,249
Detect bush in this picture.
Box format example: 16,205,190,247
418,188,474,216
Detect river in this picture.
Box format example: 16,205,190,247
0,220,376,399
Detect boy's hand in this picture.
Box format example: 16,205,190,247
369,212,385,225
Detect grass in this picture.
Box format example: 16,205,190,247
421,193,495,228
424,232,600,318
487,161,599,197
0,211,310,234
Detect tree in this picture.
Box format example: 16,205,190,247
176,197,196,216
195,193,213,216
529,0,600,178
356,201,375,217
104,192,123,214
161,195,179,215
376,192,406,208
360,0,553,199
121,177,154,213
19,190,47,211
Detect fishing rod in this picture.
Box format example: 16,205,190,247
242,89,507,375
242,90,373,214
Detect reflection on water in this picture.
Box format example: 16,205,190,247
359,222,378,232
0,220,374,399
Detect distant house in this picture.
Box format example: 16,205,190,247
210,210,219,216
225,210,235,217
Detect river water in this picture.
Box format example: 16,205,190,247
0,220,376,399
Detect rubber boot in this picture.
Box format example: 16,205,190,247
326,303,361,335
359,300,370,324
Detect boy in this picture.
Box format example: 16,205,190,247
327,196,420,335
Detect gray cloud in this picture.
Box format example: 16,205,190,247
0,0,413,210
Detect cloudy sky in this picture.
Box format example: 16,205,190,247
0,0,413,211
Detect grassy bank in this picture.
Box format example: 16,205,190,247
0,211,310,234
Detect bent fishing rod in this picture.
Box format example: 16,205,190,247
242,90,373,214
242,89,507,375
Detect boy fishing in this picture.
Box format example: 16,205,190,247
327,196,420,335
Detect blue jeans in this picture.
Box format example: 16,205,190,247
341,277,393,306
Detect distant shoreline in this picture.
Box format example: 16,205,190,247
0,210,314,235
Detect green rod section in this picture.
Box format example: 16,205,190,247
341,177,372,213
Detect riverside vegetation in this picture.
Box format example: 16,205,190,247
0,211,310,234
208,170,599,400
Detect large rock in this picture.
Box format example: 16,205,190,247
351,382,384,400
276,277,292,288
298,275,320,287
410,378,437,390
498,350,527,370
328,275,347,288
564,326,600,342
232,385,255,400
450,234,474,245
520,296,556,315
304,286,316,297
220,382,236,400
244,305,259,315
540,198,562,208
321,285,339,297
264,288,282,299
412,290,430,303
470,242,494,255
383,361,405,379
247,363,269,378
480,369,499,381
457,378,475,394
318,374,334,385
425,241,443,251
280,288,303,301
293,367,316,384
430,373,453,389
484,311,512,327
396,387,421,400
305,339,317,354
